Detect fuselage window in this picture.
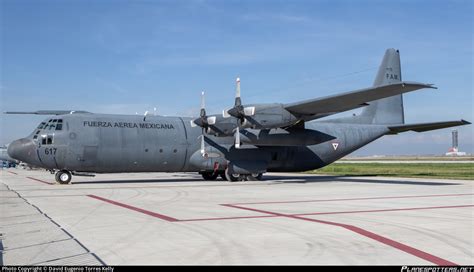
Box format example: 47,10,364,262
47,135,53,145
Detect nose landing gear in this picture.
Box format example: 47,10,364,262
54,170,72,184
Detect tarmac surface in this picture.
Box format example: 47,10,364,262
1,168,473,265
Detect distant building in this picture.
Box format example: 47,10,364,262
445,130,467,156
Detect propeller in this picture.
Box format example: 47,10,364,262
222,77,255,148
190,91,216,157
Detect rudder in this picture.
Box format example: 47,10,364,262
360,48,405,124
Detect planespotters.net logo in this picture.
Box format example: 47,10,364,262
401,267,474,272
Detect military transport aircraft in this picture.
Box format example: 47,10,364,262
5,49,470,184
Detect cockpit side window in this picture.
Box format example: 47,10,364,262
37,122,46,129
55,119,63,131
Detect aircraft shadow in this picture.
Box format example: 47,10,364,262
72,178,203,185
71,174,460,186
265,175,460,186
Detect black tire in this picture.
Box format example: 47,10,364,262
245,173,263,181
201,172,219,181
225,168,240,182
55,170,72,184
220,173,228,181
253,173,263,180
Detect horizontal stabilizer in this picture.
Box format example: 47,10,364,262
387,120,471,134
284,82,436,118
3,110,91,115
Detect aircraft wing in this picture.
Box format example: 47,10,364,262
284,82,436,118
3,110,91,115
387,120,471,134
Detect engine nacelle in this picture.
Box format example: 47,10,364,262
239,103,299,129
200,103,300,137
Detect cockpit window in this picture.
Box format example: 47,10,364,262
48,122,56,130
41,135,54,145
37,122,46,129
37,119,63,133
55,119,63,131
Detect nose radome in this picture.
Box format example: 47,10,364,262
8,138,36,163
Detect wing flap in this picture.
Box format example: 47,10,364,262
387,120,471,134
284,82,436,117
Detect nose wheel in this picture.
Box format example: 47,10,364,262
55,170,72,184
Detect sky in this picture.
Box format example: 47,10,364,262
1,0,472,155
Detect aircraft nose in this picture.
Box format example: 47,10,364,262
8,138,36,163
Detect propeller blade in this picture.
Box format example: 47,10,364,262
200,134,206,156
190,120,197,127
223,109,231,118
235,77,241,107
200,91,206,117
235,128,241,148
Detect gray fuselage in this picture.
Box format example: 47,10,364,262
13,113,389,174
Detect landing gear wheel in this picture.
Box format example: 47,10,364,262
220,173,228,181
245,173,263,181
225,168,240,182
55,170,72,184
201,172,219,181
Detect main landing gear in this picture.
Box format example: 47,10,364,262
54,170,72,184
200,170,263,182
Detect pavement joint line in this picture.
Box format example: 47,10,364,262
0,214,39,219
2,238,73,252
29,252,97,266
228,193,474,205
3,184,107,266
293,204,474,216
1,220,49,227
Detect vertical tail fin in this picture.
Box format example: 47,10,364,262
360,48,405,124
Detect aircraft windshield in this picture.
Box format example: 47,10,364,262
37,119,63,131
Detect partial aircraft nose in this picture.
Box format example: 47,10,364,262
8,138,37,164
